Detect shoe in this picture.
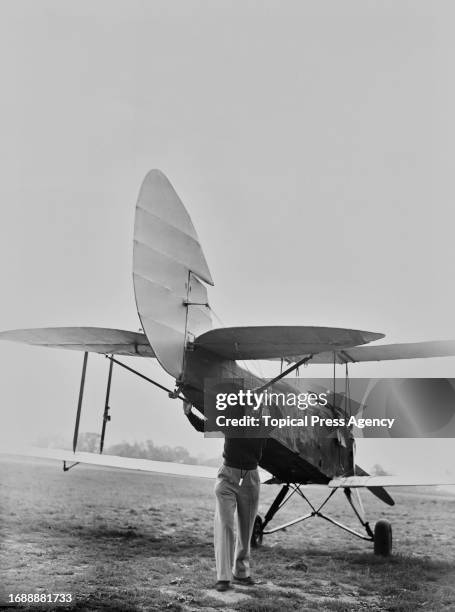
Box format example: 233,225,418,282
233,575,255,586
215,580,230,592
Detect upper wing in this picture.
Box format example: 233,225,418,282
281,339,455,365
329,474,455,488
2,447,271,483
0,327,155,357
194,326,384,360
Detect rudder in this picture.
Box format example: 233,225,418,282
133,170,213,381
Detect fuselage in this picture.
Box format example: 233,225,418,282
182,347,355,484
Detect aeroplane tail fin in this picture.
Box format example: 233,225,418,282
133,170,214,380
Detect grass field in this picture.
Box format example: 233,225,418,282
1,456,455,612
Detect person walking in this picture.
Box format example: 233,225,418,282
184,401,265,591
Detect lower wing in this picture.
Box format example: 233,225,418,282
3,446,218,479
329,475,455,488
2,447,272,483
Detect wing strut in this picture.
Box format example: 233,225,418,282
99,357,114,454
105,355,185,399
63,353,187,472
67,351,89,470
73,351,88,453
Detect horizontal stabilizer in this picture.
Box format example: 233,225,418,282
294,340,455,364
329,475,455,488
0,327,155,357
1,447,271,482
195,326,384,360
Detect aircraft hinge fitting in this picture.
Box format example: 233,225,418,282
182,300,209,307
168,385,183,399
63,461,80,472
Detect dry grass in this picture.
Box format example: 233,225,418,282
1,456,455,611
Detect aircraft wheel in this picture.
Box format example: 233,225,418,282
251,515,263,548
374,519,392,556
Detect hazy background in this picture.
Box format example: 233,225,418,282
1,0,454,476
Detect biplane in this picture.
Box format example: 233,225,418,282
2,170,455,557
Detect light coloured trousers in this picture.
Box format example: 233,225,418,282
214,465,260,581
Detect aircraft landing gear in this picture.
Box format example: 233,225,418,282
250,484,393,556
251,515,263,548
374,519,393,556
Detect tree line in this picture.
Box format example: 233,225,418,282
35,432,220,466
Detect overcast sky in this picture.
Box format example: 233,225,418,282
1,1,455,475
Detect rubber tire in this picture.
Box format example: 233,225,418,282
251,515,263,548
374,519,392,556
